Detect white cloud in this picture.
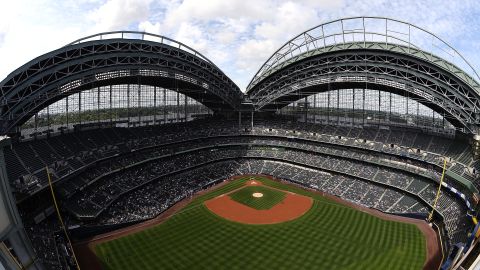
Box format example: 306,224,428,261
174,22,209,52
214,18,249,45
298,0,345,9
138,21,162,34
237,39,276,72
0,0,94,80
215,30,236,45
254,2,319,41
1,0,480,92
162,0,273,29
88,0,153,31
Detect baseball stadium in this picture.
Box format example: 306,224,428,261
0,16,480,270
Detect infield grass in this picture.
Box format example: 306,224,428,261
94,176,427,270
229,185,285,210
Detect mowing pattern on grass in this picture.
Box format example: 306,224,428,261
95,176,426,270
229,185,286,210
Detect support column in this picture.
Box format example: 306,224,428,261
79,92,82,125
362,88,365,125
163,88,167,124
327,91,330,123
352,89,355,125
337,90,340,124
251,111,254,129
238,111,241,129
304,96,308,123
138,83,141,124
153,86,157,124
46,106,50,135
184,95,188,122
127,84,130,127
416,101,419,127
97,86,100,124
110,85,113,125
176,91,180,123
0,138,41,270
378,89,381,125
406,93,409,126
389,92,392,123
66,95,69,130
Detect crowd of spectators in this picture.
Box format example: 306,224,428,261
57,144,468,246
4,116,477,269
23,215,77,270
4,117,478,196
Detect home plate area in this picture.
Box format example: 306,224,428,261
204,180,313,224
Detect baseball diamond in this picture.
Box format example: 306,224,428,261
205,180,313,224
84,176,434,270
228,182,288,210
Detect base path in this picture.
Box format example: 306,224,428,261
73,175,441,270
204,181,313,224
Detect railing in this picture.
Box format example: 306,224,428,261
247,17,480,91
67,31,217,68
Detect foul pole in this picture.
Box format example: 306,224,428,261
46,167,81,270
428,158,448,222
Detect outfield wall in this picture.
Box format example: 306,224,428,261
386,212,428,220
70,220,143,240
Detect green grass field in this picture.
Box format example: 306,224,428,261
229,185,286,210
94,176,427,270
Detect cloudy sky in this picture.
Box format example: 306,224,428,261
0,0,479,91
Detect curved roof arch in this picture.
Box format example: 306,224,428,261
0,31,243,134
246,17,480,134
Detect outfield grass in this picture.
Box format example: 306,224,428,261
95,176,426,270
229,185,286,210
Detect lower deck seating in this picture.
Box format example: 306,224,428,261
8,118,476,270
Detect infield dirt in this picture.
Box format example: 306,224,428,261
204,180,313,224
73,174,441,270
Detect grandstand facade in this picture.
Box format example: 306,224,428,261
0,17,479,269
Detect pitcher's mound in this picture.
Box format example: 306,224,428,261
252,192,263,198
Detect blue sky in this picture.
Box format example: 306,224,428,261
0,0,479,91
